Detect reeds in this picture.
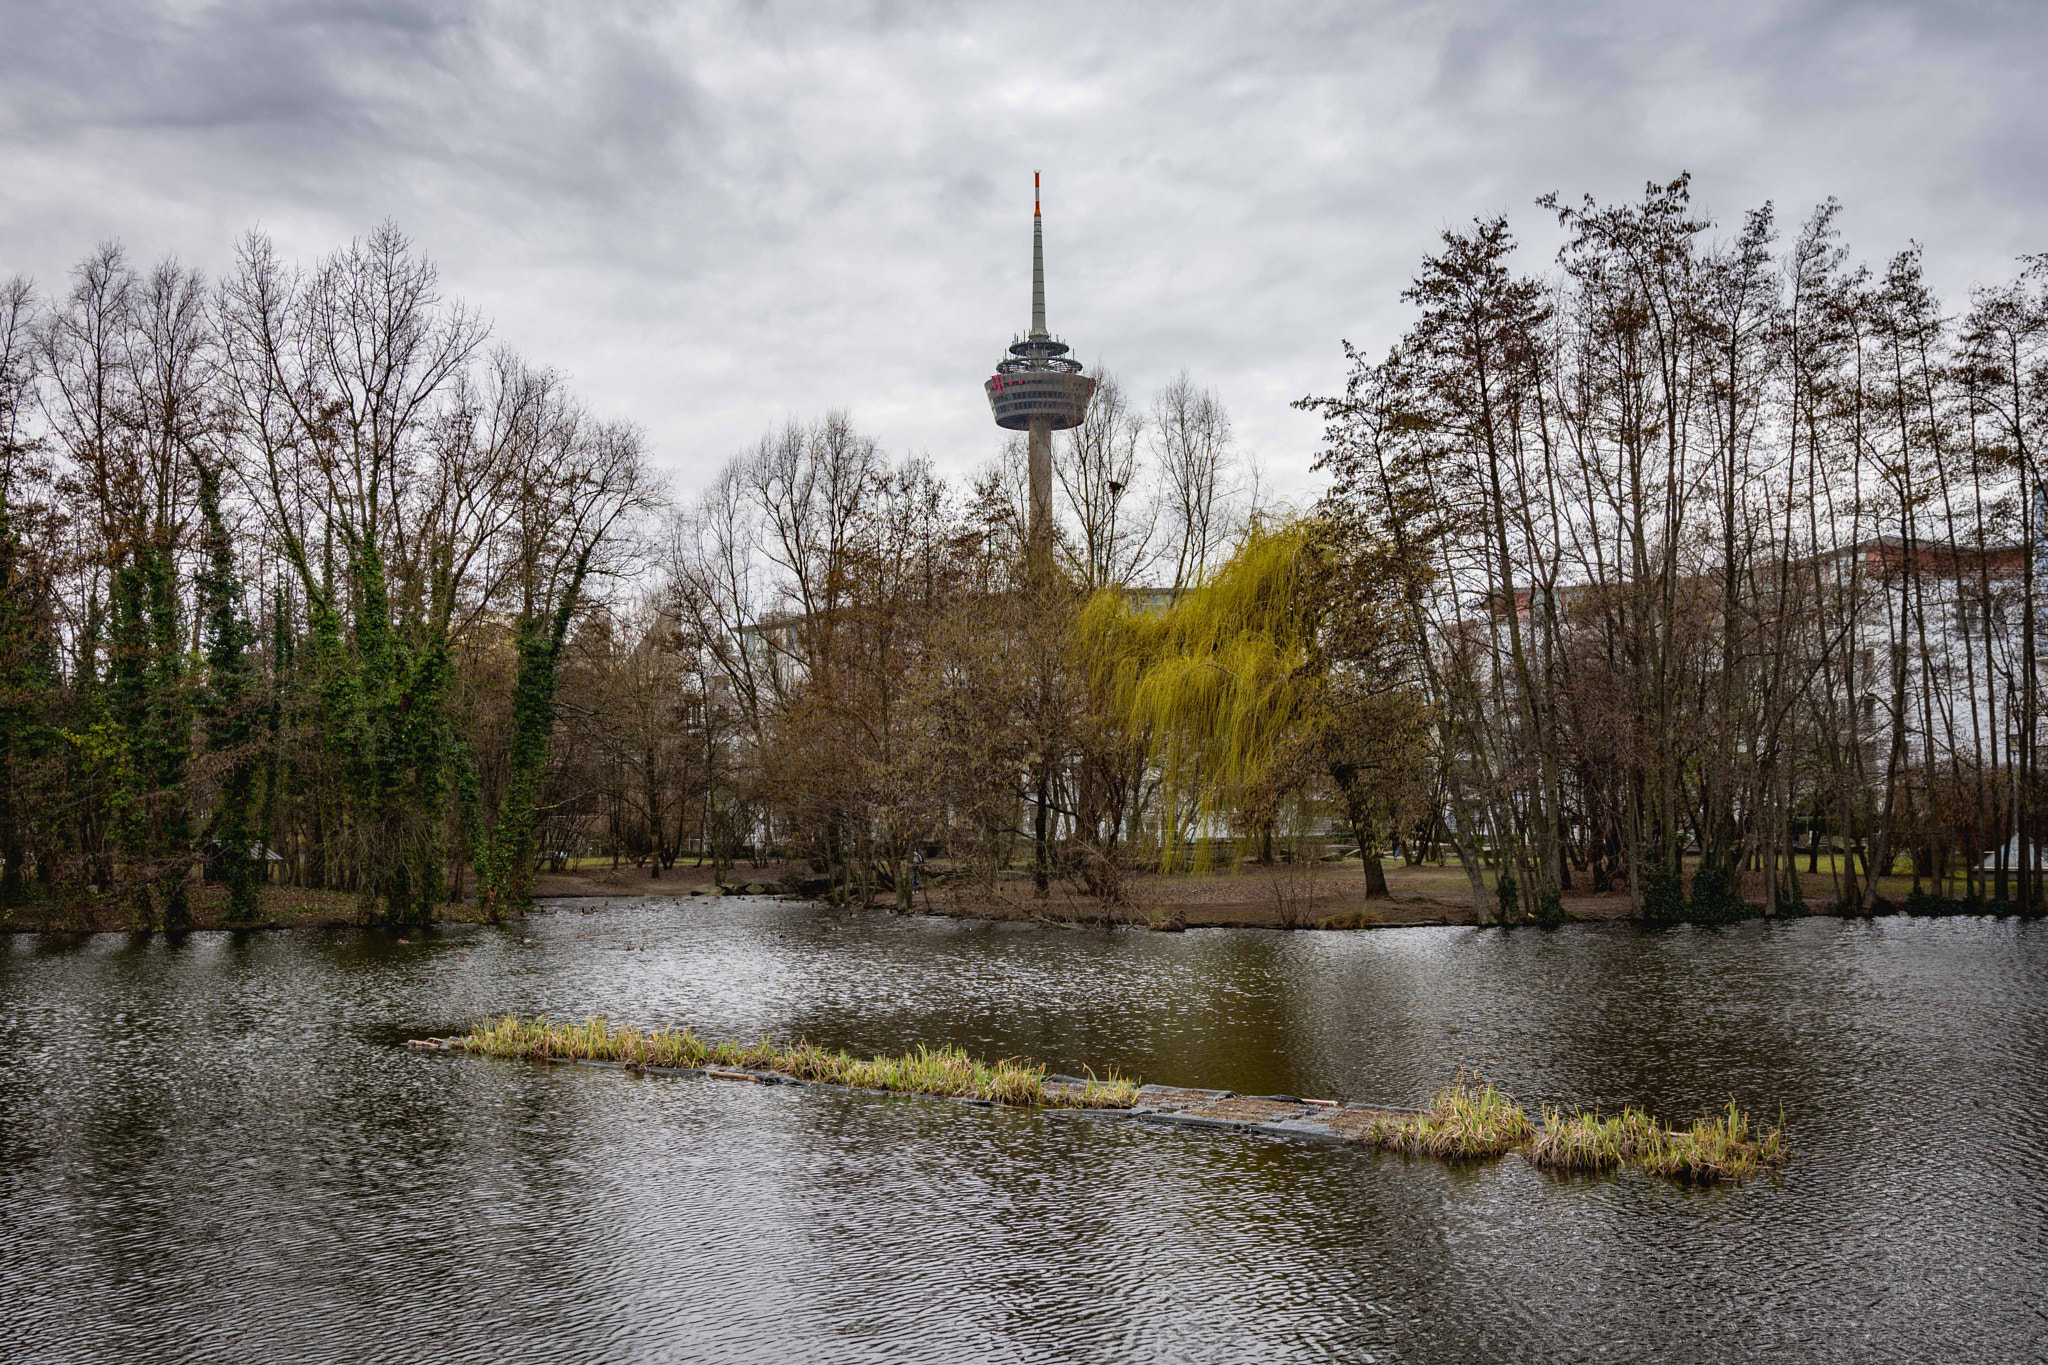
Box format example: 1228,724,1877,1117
1525,1105,1641,1171
456,1016,1140,1109
1361,1076,1789,1183
1360,1074,1536,1159
1527,1100,1789,1182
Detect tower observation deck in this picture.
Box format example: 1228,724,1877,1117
986,173,1095,566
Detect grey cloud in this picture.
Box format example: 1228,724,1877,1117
2,0,2043,494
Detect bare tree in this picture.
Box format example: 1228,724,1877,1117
1056,372,1153,589
1152,371,1237,592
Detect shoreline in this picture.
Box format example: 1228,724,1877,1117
530,858,1632,930
8,883,2043,934
10,850,2045,934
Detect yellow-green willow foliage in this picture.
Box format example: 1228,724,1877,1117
1075,520,1322,867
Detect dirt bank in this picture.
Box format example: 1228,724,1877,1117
0,885,484,933
531,857,1640,929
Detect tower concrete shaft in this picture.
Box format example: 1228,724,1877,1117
1028,419,1052,571
984,171,1095,577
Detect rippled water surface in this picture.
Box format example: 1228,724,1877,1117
3,901,2045,1362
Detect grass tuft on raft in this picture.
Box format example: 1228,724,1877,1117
1363,1074,1535,1159
1364,1075,1789,1183
458,1016,1140,1109
1527,1100,1790,1182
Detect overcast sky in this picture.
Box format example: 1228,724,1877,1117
3,0,2043,500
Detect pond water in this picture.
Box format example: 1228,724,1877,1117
2,901,2043,1363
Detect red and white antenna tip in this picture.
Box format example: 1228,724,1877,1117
1034,171,1041,216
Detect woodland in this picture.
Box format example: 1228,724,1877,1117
3,177,2045,929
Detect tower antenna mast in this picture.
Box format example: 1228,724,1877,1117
1031,171,1047,340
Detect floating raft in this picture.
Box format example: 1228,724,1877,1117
409,1038,1418,1145
1049,1079,1422,1143
409,1035,1786,1181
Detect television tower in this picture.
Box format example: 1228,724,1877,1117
985,172,1095,573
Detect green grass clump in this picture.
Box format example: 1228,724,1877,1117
1364,1079,1789,1183
1637,1101,1789,1181
456,1016,1139,1109
775,1040,1048,1106
1362,1075,1536,1159
1529,1100,1789,1183
1526,1105,1654,1172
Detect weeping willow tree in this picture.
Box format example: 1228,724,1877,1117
1075,521,1325,869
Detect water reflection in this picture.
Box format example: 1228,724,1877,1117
2,903,2043,1362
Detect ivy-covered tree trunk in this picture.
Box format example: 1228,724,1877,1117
259,586,292,892
105,540,191,927
105,557,149,916
319,532,457,927
468,562,590,922
0,500,44,909
194,462,262,924
143,544,193,927
471,621,561,919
